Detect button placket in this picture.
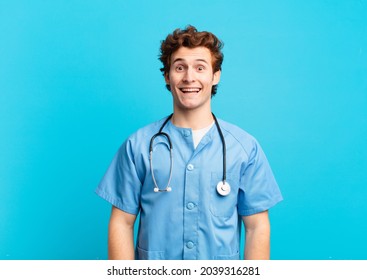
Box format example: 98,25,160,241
183,160,199,259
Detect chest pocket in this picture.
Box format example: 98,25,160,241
210,172,239,217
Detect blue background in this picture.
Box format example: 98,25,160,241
1,0,366,260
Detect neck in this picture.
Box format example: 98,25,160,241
171,107,214,130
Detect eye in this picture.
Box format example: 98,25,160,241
175,65,184,72
197,65,205,71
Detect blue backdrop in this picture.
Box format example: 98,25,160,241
1,0,366,260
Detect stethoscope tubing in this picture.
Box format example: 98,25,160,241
149,131,174,192
212,113,226,184
149,113,228,194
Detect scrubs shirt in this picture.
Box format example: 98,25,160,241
96,117,283,260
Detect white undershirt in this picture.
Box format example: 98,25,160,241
192,122,215,148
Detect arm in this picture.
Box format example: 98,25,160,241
242,210,270,260
108,206,137,260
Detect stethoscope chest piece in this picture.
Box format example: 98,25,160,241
216,181,231,196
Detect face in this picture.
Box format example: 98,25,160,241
165,47,221,112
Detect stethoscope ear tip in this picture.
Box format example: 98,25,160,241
153,187,171,192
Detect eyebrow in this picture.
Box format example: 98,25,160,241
172,58,209,64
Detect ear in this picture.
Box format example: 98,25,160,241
213,70,221,85
164,72,170,85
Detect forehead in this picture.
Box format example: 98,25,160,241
171,47,213,65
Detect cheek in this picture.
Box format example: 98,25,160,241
202,75,215,85
169,74,182,85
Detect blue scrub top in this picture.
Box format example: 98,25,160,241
96,117,283,260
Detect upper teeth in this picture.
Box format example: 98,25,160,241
181,88,200,92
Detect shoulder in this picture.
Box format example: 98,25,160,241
217,119,259,157
218,119,257,144
123,116,169,150
114,117,168,160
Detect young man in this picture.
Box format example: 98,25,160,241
96,26,283,260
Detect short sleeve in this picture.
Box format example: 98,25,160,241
95,139,142,215
238,140,283,216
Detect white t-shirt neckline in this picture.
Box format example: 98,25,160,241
192,122,215,148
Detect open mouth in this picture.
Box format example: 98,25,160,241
179,87,201,94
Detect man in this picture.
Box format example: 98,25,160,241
96,25,283,260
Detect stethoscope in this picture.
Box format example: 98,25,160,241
149,113,231,196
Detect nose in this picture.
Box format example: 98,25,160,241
183,68,195,83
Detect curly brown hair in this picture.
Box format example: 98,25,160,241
159,25,224,96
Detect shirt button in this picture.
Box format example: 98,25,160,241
187,202,195,210
187,164,194,171
186,241,195,249
183,130,191,137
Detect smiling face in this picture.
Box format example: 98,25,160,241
165,47,221,113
